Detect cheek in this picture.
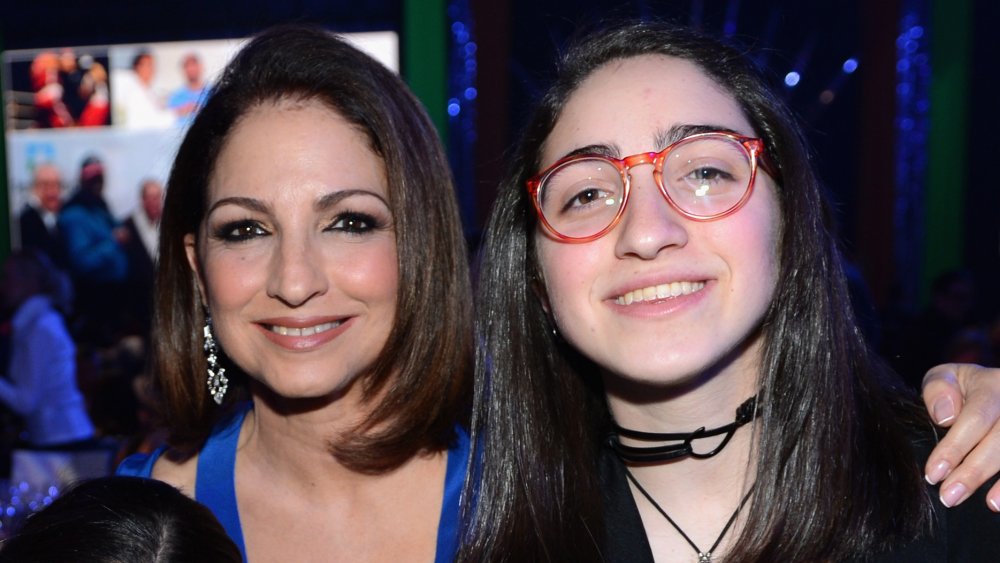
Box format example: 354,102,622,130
200,248,266,313
536,238,598,326
338,241,399,312
724,200,781,313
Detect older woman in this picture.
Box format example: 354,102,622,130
464,21,1000,562
118,26,471,562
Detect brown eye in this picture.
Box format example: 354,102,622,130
328,212,380,234
214,220,269,242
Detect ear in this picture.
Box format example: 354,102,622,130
184,233,208,309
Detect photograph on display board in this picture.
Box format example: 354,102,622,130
5,48,112,130
108,41,241,130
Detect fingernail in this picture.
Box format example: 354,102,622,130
989,497,1000,512
940,482,969,508
932,396,956,425
925,460,951,485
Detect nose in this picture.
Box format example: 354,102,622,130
266,233,328,307
613,167,689,260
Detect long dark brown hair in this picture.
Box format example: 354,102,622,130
461,21,930,561
154,25,471,473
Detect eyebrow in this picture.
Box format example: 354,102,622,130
314,188,389,211
553,123,746,162
206,189,389,217
207,196,269,216
652,124,744,150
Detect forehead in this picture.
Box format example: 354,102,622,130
35,166,60,181
142,183,162,198
542,55,754,164
209,99,386,202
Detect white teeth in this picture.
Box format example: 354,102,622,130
615,281,706,305
268,320,341,336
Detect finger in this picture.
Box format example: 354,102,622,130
924,377,1000,486
987,480,1000,512
921,364,963,427
936,417,1000,508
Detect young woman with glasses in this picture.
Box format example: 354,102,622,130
463,21,1000,562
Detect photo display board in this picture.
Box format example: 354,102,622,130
3,31,399,246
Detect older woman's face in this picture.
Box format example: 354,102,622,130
534,55,781,390
186,100,398,399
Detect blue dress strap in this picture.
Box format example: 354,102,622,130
196,402,252,562
116,445,166,477
436,426,471,563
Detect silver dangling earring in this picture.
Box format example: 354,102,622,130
204,315,229,405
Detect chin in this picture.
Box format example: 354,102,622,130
254,372,360,403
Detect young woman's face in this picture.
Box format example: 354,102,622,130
534,55,781,389
186,99,398,400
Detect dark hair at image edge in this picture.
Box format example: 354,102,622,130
0,477,241,562
460,20,931,562
153,25,471,473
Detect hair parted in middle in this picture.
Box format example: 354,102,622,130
461,20,930,562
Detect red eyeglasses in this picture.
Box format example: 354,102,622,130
526,131,780,243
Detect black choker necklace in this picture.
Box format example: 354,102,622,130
608,395,760,463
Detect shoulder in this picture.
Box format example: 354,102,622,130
19,206,40,222
150,449,199,497
57,205,88,224
116,445,198,497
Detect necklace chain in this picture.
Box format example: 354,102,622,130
624,468,754,563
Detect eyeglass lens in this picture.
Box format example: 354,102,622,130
538,136,753,239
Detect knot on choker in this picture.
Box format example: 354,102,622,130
608,395,760,463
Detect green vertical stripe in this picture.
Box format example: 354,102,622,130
403,0,448,147
924,0,971,299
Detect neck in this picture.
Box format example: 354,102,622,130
241,385,381,492
604,335,762,492
604,348,760,433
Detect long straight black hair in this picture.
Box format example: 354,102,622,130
460,21,931,561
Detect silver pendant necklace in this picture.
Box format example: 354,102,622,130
624,469,754,563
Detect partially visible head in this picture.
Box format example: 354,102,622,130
79,155,105,195
30,52,59,90
0,477,240,563
132,51,155,84
181,53,202,83
58,49,77,73
139,179,164,223
31,163,63,213
156,25,470,468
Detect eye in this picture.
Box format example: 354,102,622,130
563,186,615,212
685,166,735,183
214,220,269,242
328,211,381,234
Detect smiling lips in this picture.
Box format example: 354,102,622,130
615,281,706,305
266,320,343,337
